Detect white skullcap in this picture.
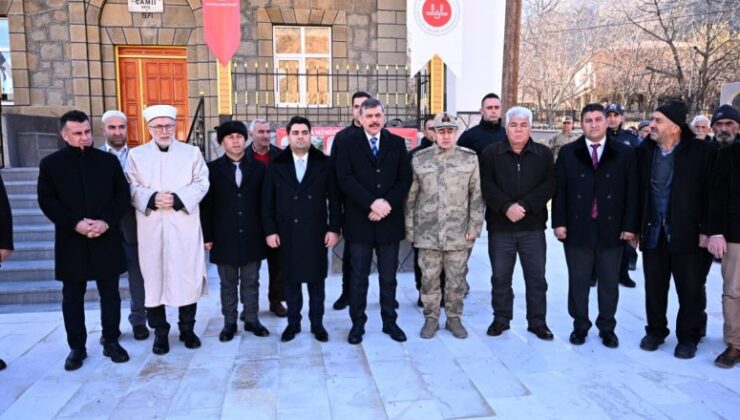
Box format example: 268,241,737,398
142,105,177,123
101,110,127,123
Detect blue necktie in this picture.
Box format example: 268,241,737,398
370,137,378,157
296,158,306,183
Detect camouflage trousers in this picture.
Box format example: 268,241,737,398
419,248,471,320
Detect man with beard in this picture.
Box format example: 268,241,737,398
99,110,149,342
707,104,740,368
636,101,716,359
457,93,507,156
125,105,210,355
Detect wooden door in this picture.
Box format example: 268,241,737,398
116,47,189,147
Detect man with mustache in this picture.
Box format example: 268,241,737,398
125,105,210,356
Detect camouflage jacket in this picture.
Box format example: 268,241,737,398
405,145,484,250
548,132,579,162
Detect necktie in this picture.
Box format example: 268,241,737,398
296,158,306,182
233,162,242,187
370,137,378,158
591,143,600,219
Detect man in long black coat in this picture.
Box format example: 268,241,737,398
334,98,412,345
37,110,131,371
262,116,341,343
201,120,269,342
552,103,639,348
636,101,716,359
0,171,13,370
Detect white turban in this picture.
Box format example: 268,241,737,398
142,105,177,123
101,110,127,123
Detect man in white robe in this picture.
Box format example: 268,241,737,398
125,104,209,355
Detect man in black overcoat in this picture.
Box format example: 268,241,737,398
552,103,639,349
334,98,412,344
201,120,269,342
636,101,717,359
0,170,13,370
262,116,341,343
37,110,130,371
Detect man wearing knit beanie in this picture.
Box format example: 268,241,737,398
201,120,270,342
710,104,739,146
635,100,717,360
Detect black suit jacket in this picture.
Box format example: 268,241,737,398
262,146,340,283
334,128,412,244
201,154,267,265
552,136,639,248
709,142,740,243
635,132,716,252
37,146,129,282
0,173,12,252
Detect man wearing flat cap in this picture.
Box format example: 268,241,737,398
200,120,270,342
125,104,210,355
635,100,716,359
707,104,740,368
547,115,578,162
406,112,484,339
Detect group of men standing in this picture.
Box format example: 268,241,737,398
0,91,738,372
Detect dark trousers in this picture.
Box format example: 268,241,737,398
341,241,352,296
285,280,326,327
564,224,622,332
147,303,197,336
348,241,399,327
62,277,121,350
489,230,548,327
266,246,285,304
122,240,146,327
217,262,261,324
414,246,445,292
619,242,638,279
643,232,708,344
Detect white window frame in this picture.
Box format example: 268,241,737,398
273,25,332,108
0,17,13,104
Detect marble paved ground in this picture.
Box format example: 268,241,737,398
0,232,738,420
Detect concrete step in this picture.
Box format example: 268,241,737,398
11,208,49,225
0,259,55,281
3,180,37,195
8,193,39,209
0,168,40,182
10,241,55,261
0,280,131,305
14,224,55,241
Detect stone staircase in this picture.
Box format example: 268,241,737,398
0,167,126,304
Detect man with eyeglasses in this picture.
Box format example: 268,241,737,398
125,105,210,356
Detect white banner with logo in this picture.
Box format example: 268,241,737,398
407,0,463,77
128,0,163,13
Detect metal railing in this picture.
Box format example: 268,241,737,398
186,95,206,156
231,62,430,128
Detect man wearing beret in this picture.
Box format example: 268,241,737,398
201,120,270,342
707,104,740,368
636,101,716,359
125,105,210,355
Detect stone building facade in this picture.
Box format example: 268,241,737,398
0,0,417,166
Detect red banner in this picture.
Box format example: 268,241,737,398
202,0,241,65
275,127,419,154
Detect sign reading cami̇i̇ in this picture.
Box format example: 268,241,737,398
128,0,163,13
202,0,241,65
407,0,463,77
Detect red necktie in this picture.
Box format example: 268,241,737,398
591,143,600,219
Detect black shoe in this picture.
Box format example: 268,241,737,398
527,325,554,341
674,342,697,359
416,295,423,308
714,346,740,368
269,302,288,317
153,335,169,355
347,325,365,345
0,358,5,370
486,321,510,337
280,324,301,342
639,334,665,351
64,349,87,371
333,294,349,310
179,331,201,349
103,341,130,363
619,277,637,288
382,323,407,342
569,329,587,345
599,331,619,348
133,325,150,341
219,323,238,342
244,321,270,337
239,311,245,322
311,325,329,342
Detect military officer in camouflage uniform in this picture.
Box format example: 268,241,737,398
547,115,579,162
405,112,485,339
